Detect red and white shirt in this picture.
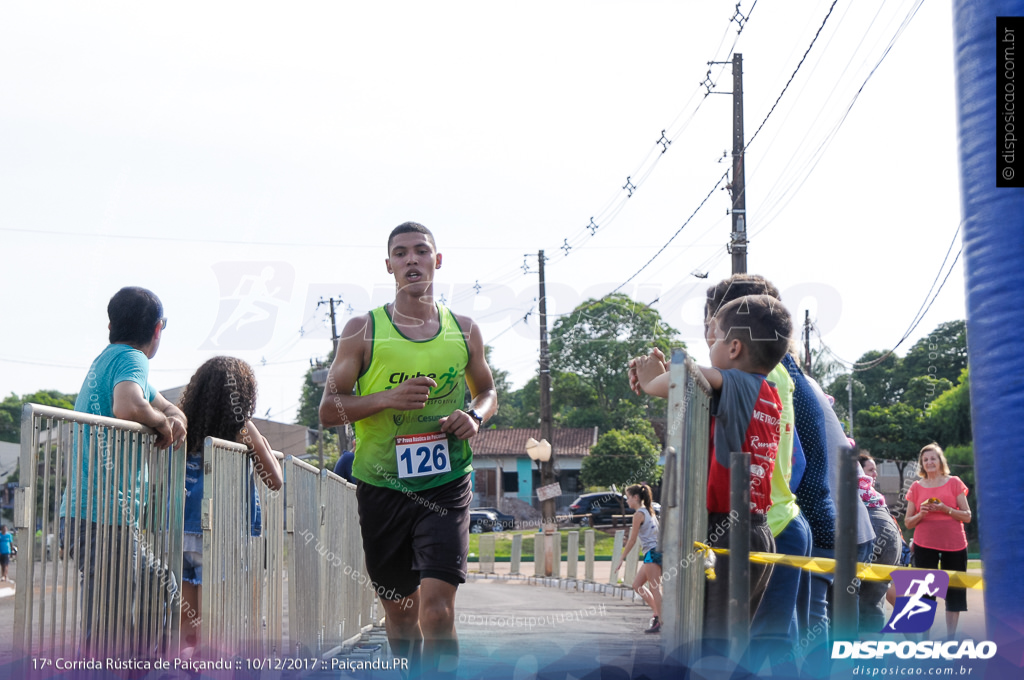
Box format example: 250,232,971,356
708,369,783,514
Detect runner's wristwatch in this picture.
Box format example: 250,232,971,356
467,409,484,425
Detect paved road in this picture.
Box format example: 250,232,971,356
330,561,990,679
1,556,991,679
450,576,664,678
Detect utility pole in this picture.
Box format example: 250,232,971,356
729,53,747,275
318,296,342,354
537,250,556,526
316,295,346,467
803,311,813,378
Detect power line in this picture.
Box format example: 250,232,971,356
481,167,729,339
452,2,762,307
745,0,839,150
611,171,731,295
472,1,847,322
815,221,962,372
748,0,925,239
478,2,935,384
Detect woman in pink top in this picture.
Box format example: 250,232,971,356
905,442,972,638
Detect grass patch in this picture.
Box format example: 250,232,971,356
468,528,620,559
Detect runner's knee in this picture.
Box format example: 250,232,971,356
418,597,455,635
382,597,419,629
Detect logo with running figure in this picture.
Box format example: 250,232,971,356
201,261,294,349
883,570,950,633
430,366,462,400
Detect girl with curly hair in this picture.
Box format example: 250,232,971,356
177,356,283,654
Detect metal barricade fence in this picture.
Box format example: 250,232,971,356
285,457,374,656
13,403,186,659
659,351,713,663
14,404,372,664
319,470,374,651
285,456,321,654
198,436,285,657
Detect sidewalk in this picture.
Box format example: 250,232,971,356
0,551,989,676
466,553,989,640
0,559,18,666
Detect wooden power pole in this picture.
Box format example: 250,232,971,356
315,295,348,467
537,250,557,526
730,53,748,275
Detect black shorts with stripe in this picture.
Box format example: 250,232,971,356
355,473,471,600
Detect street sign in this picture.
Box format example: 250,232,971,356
536,482,562,502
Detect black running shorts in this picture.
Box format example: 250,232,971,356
355,473,472,600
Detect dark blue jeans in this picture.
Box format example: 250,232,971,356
800,545,835,677
60,517,176,655
752,512,812,641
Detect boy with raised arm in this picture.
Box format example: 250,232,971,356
632,294,792,654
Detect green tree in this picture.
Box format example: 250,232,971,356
925,368,971,447
580,428,661,489
621,415,660,449
0,394,17,443
825,319,968,428
500,373,655,433
826,376,866,427
502,371,620,430
501,376,540,429
903,375,954,412
295,350,334,429
306,430,341,470
854,402,927,477
549,293,683,432
807,347,845,387
828,351,903,417
1,390,77,443
475,346,521,429
900,321,968,387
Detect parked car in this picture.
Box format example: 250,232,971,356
568,492,661,526
473,507,515,531
469,509,498,534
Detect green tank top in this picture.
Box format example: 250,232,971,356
352,303,473,491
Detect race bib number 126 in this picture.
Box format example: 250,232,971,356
395,431,451,479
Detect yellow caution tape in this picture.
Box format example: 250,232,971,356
691,543,983,590
693,541,718,581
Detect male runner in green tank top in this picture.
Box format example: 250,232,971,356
319,222,497,677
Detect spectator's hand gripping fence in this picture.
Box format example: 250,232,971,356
13,404,374,666
13,403,186,659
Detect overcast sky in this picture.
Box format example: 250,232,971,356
0,0,963,423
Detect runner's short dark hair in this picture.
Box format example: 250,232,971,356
108,287,163,346
388,222,436,251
